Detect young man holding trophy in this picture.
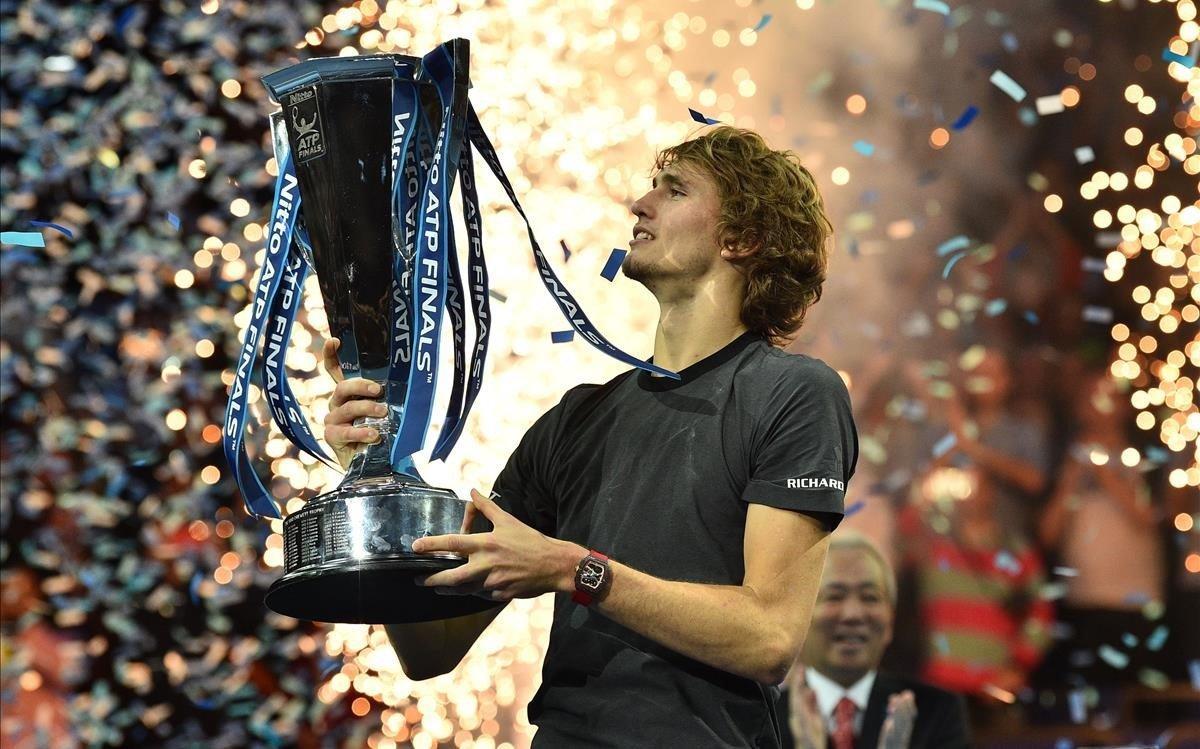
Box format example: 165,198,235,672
321,124,858,746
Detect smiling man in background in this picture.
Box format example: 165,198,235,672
779,533,969,749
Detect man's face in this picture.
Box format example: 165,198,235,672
801,548,894,687
623,162,726,290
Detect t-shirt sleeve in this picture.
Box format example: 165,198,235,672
481,389,582,538
741,360,858,532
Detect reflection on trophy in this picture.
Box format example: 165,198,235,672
224,38,672,625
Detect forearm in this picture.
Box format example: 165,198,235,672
964,440,1046,495
587,559,806,684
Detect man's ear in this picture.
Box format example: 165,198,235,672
720,243,757,261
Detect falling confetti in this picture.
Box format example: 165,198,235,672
989,69,1027,101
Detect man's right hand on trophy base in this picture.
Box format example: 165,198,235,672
322,337,385,470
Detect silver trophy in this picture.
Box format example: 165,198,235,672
256,41,494,625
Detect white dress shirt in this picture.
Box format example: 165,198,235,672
804,667,877,736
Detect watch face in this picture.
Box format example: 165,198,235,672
579,559,605,591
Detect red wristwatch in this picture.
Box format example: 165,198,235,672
571,550,612,606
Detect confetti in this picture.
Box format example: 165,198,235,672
1142,624,1171,648
1138,668,1169,690
1052,566,1078,577
1098,645,1130,669
560,239,572,262
1067,688,1087,724
488,289,508,303
950,105,979,130
1074,146,1095,163
1121,632,1139,648
936,235,971,256
989,70,1027,102
932,432,957,457
993,550,1022,575
852,140,876,156
1081,306,1113,323
551,330,575,343
688,108,720,125
752,14,773,32
941,252,967,279
1034,94,1064,115
1023,310,1040,325
1080,257,1106,273
914,0,951,15
600,248,627,281
167,212,182,230
1189,660,1200,690
844,500,865,517
28,220,74,238
984,298,1008,316
0,231,46,247
1162,47,1198,68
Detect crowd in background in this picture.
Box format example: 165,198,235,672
1,1,1197,747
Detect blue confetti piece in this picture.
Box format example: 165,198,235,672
844,500,865,517
1001,32,1019,52
560,239,572,262
914,0,950,14
1023,310,1040,325
989,69,1027,102
28,220,73,239
752,13,773,32
951,105,979,130
993,550,1022,574
1,231,45,248
688,108,721,126
704,71,718,86
1189,660,1200,690
189,572,203,605
1122,632,1140,648
984,298,1008,316
932,432,957,458
167,212,181,231
1144,446,1169,463
936,235,971,256
600,248,627,281
941,252,967,279
1054,739,1074,749
1098,644,1130,669
1008,242,1029,261
847,237,859,258
852,140,875,156
1162,48,1198,68
1018,107,1038,126
1123,590,1150,606
935,633,950,655
1067,689,1087,724
551,330,575,344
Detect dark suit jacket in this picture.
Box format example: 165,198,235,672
775,672,970,749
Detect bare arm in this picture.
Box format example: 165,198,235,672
415,495,831,685
592,505,829,684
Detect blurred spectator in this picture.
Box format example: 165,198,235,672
1036,371,1163,696
780,533,970,749
898,463,1054,736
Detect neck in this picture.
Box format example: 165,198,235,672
651,274,749,372
815,666,870,690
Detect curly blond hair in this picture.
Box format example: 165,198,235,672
654,126,833,345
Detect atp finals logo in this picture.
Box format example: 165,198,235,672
287,87,325,163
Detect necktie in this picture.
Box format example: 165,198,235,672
832,696,857,749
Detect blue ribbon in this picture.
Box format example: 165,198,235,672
465,104,679,380
223,153,302,518
390,43,469,467
261,246,335,467
430,144,491,461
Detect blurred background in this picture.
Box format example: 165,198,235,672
1,0,1197,747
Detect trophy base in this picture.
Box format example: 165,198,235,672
265,475,498,624
265,558,497,624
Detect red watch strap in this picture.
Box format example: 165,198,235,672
571,550,609,606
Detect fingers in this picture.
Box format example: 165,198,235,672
411,533,479,555
469,488,510,523
328,377,384,411
459,500,479,535
322,338,344,384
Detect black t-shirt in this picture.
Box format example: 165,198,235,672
490,330,858,748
